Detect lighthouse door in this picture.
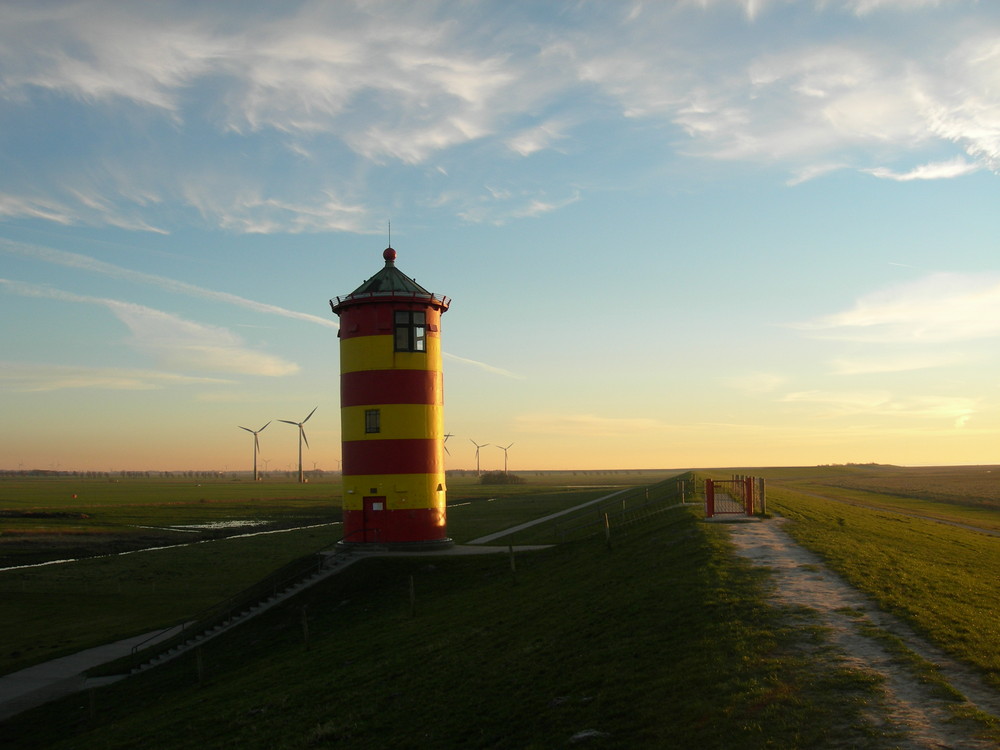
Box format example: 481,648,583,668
362,496,386,542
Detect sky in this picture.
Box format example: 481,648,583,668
2,0,1000,474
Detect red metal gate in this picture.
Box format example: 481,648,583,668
705,478,755,518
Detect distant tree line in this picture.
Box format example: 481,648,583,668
479,471,525,485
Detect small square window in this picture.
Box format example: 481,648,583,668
365,409,381,434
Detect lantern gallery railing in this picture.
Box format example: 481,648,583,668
330,291,451,308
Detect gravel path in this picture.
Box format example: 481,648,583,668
727,518,1000,749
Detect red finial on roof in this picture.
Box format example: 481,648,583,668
383,247,397,263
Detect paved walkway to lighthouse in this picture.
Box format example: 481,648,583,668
466,488,631,544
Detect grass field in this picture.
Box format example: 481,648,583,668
1,466,998,747
2,484,890,750
700,465,1000,691
0,476,639,676
754,471,1000,693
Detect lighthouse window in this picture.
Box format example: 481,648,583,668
365,409,381,434
394,311,426,352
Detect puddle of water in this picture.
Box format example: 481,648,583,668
168,520,269,531
0,522,341,573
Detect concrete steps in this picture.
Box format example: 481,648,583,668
128,554,360,675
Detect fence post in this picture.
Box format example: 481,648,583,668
706,479,715,518
744,475,754,515
758,477,766,515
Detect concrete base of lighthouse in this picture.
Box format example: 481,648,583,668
336,537,454,553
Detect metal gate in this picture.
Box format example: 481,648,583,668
705,478,755,518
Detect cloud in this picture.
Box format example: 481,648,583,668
443,352,524,380
505,120,570,157
845,0,960,15
515,413,662,436
456,189,581,225
831,353,967,374
0,240,338,329
2,0,1000,236
0,279,299,376
721,372,789,393
781,389,976,426
180,185,370,235
0,362,233,392
793,272,1000,343
864,156,980,181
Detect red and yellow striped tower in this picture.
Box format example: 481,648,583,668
330,247,452,549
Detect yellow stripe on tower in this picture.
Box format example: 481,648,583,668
340,335,441,374
341,473,447,511
342,404,444,442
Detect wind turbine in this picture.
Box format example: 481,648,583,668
470,439,489,476
497,442,514,474
238,421,271,482
279,407,317,483
443,433,453,456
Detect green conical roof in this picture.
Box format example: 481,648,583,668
330,247,450,314
347,247,431,296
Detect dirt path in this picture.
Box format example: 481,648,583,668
726,518,1000,749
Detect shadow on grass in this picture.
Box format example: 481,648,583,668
1,507,883,749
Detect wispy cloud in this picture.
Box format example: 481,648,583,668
781,389,976,426
1,1,999,235
0,279,299,377
0,240,338,329
505,119,570,157
863,156,980,181
721,371,789,393
846,1,963,16
831,352,967,375
456,189,581,225
514,413,663,437
0,361,233,393
179,184,369,235
793,272,1000,343
443,352,524,380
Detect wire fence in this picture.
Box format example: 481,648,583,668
551,481,692,543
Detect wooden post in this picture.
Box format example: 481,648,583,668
706,479,715,518
604,513,611,550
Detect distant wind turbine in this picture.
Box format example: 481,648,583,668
443,433,453,456
238,421,270,482
470,439,489,476
497,442,514,474
279,407,317,483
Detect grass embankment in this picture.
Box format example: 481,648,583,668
767,487,1000,691
1,496,883,749
0,481,619,677
0,526,336,676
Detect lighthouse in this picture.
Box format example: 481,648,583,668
330,247,452,549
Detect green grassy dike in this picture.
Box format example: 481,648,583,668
1,506,881,749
